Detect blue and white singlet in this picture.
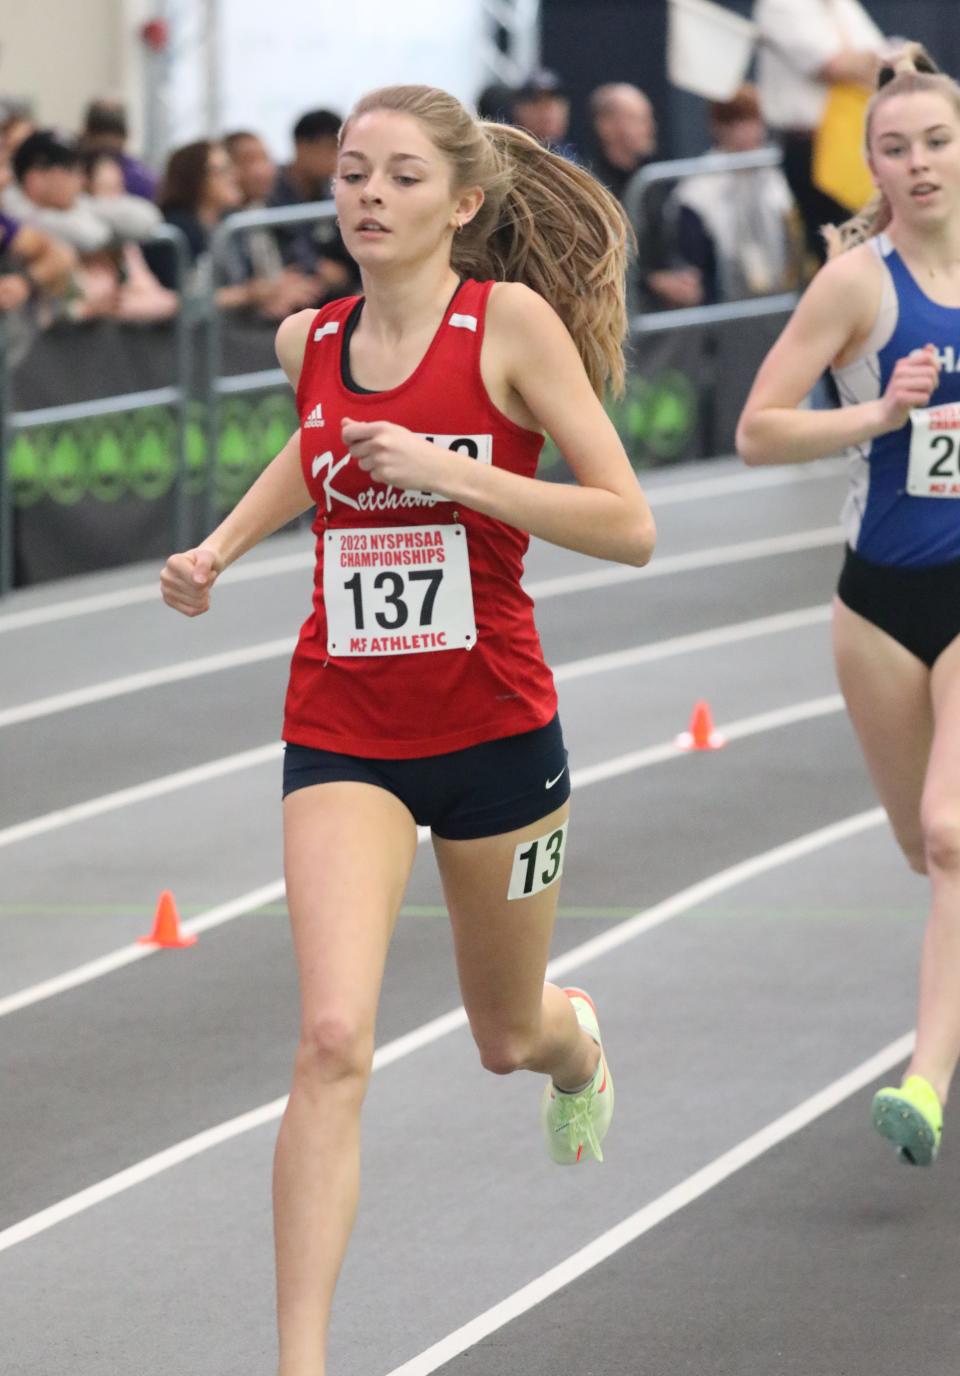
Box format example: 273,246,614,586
832,233,960,568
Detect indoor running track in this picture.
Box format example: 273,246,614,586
2,455,955,1376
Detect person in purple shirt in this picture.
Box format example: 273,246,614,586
80,100,158,202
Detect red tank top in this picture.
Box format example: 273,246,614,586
283,277,559,758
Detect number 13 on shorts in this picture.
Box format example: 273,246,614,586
507,822,568,900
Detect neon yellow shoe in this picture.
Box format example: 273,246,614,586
872,1074,943,1166
540,987,614,1164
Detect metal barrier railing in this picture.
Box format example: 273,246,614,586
0,222,193,597
622,145,798,330
1,169,802,596
622,148,799,455
205,199,336,531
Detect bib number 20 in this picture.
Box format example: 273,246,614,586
508,823,568,901
928,433,960,480
908,404,960,496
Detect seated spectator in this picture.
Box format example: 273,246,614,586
618,102,704,313
79,151,177,322
149,138,314,318
80,99,159,201
271,109,340,206
4,129,160,255
510,70,577,159
224,130,317,311
668,85,802,303
589,83,656,201
269,109,357,302
0,141,75,307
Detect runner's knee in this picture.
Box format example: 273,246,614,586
899,834,928,875
473,1026,537,1076
295,1013,375,1087
922,810,960,875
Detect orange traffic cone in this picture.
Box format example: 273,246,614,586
138,890,198,948
675,700,726,752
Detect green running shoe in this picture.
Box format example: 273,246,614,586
872,1074,943,1166
541,987,614,1164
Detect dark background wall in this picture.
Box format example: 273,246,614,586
541,0,960,166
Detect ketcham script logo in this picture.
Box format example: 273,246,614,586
311,450,445,513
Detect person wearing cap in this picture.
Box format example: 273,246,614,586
510,70,578,160
3,129,160,255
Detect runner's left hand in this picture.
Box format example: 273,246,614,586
342,418,447,491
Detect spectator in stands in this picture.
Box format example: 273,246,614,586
0,149,75,309
510,70,577,159
615,99,704,313
476,82,516,123
269,109,357,302
151,138,314,318
4,129,160,255
753,0,887,261
80,151,177,322
668,84,802,303
80,99,158,201
589,83,656,201
224,130,316,310
271,108,340,206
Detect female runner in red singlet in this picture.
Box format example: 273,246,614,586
161,84,654,1376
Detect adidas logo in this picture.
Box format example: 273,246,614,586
304,403,325,429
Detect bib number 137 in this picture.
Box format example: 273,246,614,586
343,568,442,631
324,523,477,656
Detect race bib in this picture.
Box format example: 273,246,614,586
908,403,960,497
324,524,476,656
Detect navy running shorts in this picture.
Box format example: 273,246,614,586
282,714,570,840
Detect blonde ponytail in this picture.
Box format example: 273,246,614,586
826,43,960,258
343,86,632,398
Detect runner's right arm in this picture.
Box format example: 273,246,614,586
736,247,940,465
160,311,315,617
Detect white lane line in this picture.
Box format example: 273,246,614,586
0,640,295,730
641,457,845,507
0,805,886,1254
383,1026,912,1376
0,528,839,730
0,881,287,1019
0,461,845,636
529,525,840,600
0,744,282,851
554,605,830,684
567,693,843,787
0,602,835,853
0,551,314,635
0,691,848,1017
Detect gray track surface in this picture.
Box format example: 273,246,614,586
2,457,956,1375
